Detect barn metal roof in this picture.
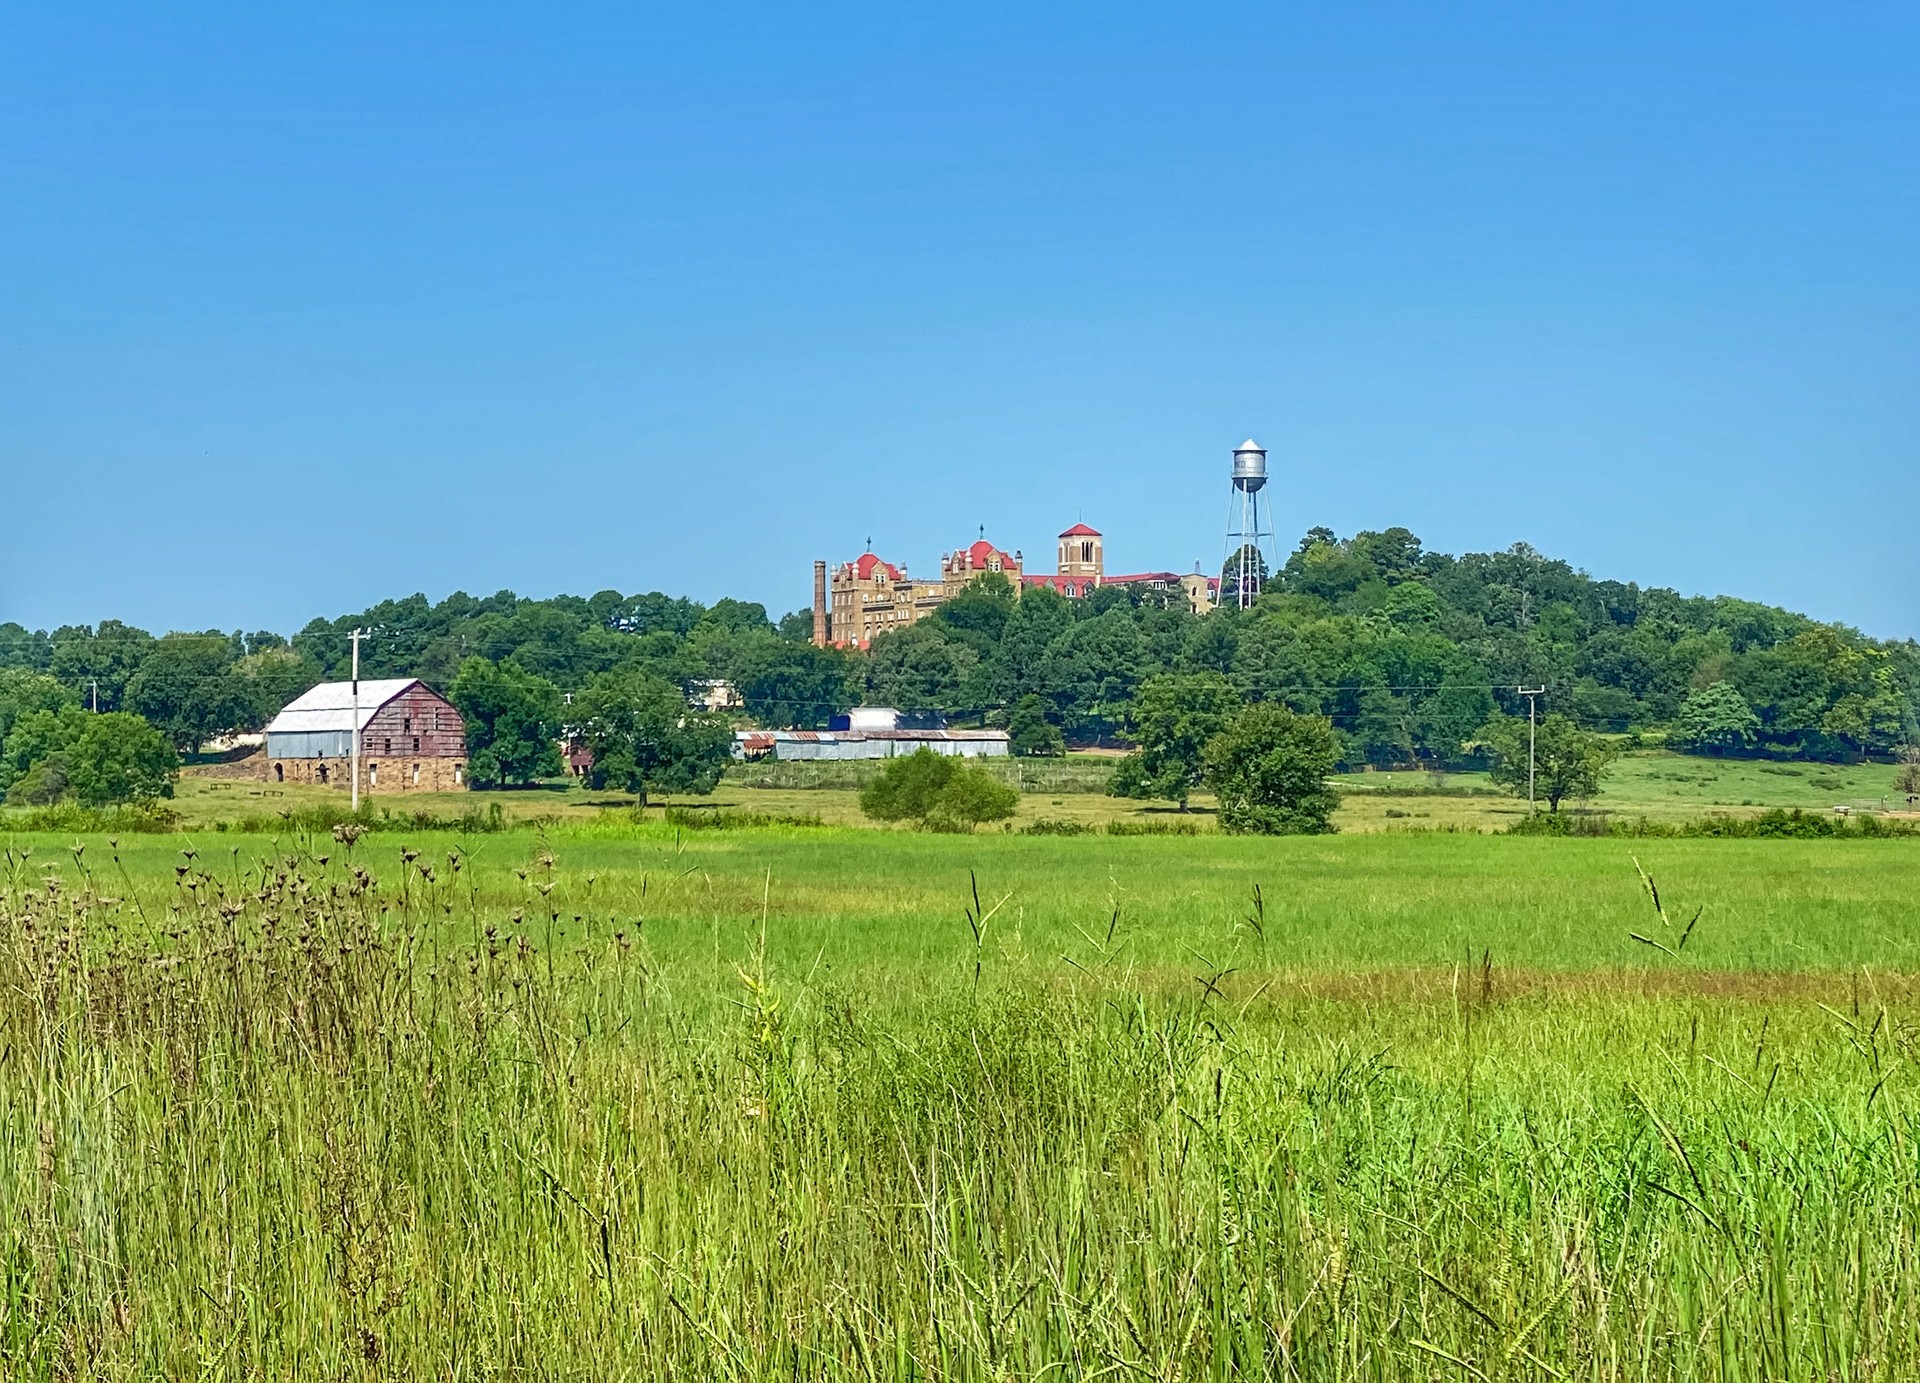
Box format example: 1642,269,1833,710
733,729,1010,744
266,679,423,736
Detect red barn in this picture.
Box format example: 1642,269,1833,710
265,678,468,793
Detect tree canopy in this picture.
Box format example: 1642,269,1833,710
448,658,565,787
1202,705,1340,835
574,671,731,806
1,705,177,806
1111,673,1239,808
1477,713,1614,813
858,749,1020,831
2,528,1914,774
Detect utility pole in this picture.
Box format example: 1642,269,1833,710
1518,686,1546,814
88,680,98,713
349,629,364,813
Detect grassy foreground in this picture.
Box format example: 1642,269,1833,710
4,826,1919,1378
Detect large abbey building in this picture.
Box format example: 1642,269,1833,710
812,525,1216,649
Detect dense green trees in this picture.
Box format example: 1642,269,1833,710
448,658,565,787
1006,695,1064,757
0,705,176,805
1671,682,1761,755
3,530,1915,774
125,634,257,753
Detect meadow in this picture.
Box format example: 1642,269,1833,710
163,747,1914,835
3,815,1919,1379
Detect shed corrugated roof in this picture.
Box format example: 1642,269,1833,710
266,679,422,736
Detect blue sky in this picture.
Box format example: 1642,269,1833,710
3,2,1915,638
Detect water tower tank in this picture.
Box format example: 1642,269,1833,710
1232,438,1267,492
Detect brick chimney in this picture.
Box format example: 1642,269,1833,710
812,560,829,647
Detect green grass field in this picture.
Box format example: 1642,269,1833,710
159,747,1917,836
5,806,1919,1376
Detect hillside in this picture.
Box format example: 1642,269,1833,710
3,527,1916,767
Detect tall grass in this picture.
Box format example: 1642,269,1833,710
2,839,1918,1376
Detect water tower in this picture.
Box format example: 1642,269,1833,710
1223,438,1273,609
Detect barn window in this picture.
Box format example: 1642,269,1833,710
412,763,420,786
383,737,392,754
454,763,463,785
368,763,377,787
412,736,420,751
402,716,411,732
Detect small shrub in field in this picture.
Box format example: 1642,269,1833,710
1105,818,1201,836
859,749,1020,831
660,806,826,830
1505,808,1917,839
1020,818,1092,836
3,799,183,833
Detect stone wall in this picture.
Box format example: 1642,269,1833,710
260,755,467,794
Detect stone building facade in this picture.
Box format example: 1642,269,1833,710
813,524,1215,647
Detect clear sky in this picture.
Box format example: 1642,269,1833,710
3,2,1915,639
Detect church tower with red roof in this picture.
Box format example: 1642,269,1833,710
1057,523,1103,583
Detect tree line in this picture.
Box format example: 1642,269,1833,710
2,527,1916,805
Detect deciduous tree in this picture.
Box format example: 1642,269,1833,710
1477,713,1614,812
1895,746,1920,800
66,713,178,805
125,635,251,753
1111,673,1239,809
1201,704,1340,835
449,658,565,788
1007,695,1064,758
576,672,730,806
1671,681,1760,755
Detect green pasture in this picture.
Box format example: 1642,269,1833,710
153,747,1919,838
6,818,1920,1376
14,823,1919,976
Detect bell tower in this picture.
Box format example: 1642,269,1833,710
1057,523,1103,582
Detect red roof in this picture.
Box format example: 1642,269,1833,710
1022,573,1097,596
853,552,902,581
958,538,1016,570
1059,523,1101,538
